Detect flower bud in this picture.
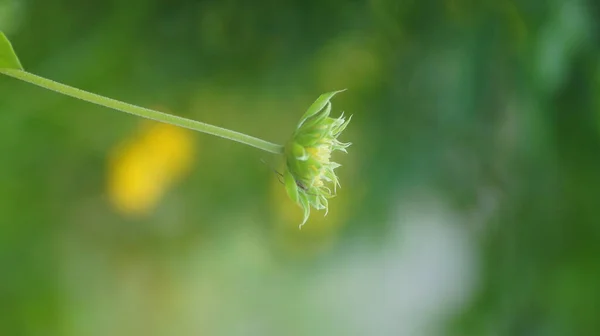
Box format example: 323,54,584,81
284,90,352,228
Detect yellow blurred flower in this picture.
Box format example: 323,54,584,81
107,119,195,217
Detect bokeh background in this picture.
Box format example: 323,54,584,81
1,0,600,335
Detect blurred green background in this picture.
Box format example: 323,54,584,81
2,0,600,335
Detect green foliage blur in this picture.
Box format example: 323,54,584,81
1,0,600,335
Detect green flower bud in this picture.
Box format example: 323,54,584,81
284,90,352,228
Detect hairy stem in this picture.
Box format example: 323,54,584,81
0,68,284,155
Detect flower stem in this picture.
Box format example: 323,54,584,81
0,68,284,155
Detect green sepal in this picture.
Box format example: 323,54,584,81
297,90,345,128
0,31,24,70
294,130,322,147
299,102,332,131
284,169,299,204
291,142,308,160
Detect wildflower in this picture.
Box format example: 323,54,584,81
283,90,352,228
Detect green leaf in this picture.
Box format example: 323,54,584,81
0,31,23,70
297,89,345,128
284,169,299,204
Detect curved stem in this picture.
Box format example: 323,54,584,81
0,68,284,155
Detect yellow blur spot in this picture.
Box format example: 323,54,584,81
107,120,195,217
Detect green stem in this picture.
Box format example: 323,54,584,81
0,68,284,155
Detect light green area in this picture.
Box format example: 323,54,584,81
0,31,23,69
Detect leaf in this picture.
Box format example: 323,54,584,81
0,31,23,70
284,169,299,204
297,89,345,128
